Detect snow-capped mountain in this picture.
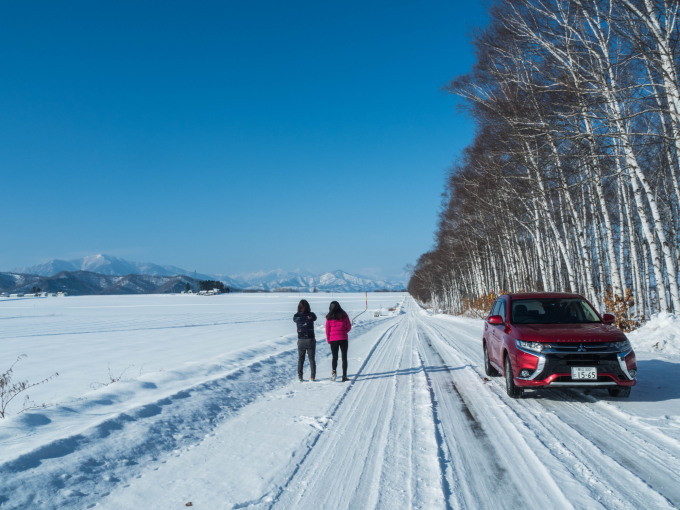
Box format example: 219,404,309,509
12,258,82,276
217,269,405,292
0,271,197,296
13,254,215,280
238,269,404,292
11,255,406,292
230,269,316,291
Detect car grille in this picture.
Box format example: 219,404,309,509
551,342,609,352
543,342,620,354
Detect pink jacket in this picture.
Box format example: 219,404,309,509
325,315,352,342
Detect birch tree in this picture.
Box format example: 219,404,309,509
409,0,680,320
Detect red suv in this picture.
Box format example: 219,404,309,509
483,292,637,398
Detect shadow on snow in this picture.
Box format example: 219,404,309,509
354,364,466,381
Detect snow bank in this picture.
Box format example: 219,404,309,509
628,312,680,355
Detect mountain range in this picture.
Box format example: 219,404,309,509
3,254,406,295
11,254,214,280
0,271,194,296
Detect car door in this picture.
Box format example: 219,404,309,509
495,298,508,363
486,299,503,366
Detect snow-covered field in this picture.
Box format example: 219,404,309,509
0,292,679,509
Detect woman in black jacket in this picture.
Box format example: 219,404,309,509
293,299,317,381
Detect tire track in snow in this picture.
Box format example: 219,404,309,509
532,385,680,507
267,313,448,510
374,316,447,509
264,319,402,509
412,336,454,510
497,394,675,509
413,305,582,509
533,392,680,507
423,316,633,509
422,312,677,509
415,316,528,510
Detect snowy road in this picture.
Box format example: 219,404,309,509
1,294,679,509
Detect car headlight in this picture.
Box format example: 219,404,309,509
612,339,632,352
515,339,545,353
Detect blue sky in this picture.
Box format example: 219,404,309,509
0,1,489,282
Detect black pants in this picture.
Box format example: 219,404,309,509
298,346,316,379
330,340,348,376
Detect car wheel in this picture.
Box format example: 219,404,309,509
607,387,631,398
504,356,523,398
484,342,499,377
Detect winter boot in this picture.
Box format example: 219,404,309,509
331,371,337,382
342,375,349,382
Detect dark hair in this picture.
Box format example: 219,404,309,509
326,300,347,320
297,299,311,313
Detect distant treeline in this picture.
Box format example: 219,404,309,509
198,280,230,293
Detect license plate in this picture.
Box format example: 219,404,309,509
572,367,597,380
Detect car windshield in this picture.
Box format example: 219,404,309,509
511,298,601,324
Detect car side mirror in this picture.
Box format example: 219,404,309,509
487,315,504,325
602,313,615,324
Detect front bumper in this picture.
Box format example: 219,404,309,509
512,346,637,388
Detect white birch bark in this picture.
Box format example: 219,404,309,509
579,0,679,311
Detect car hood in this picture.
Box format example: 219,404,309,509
511,323,627,343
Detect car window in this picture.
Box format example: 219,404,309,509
490,299,501,317
497,299,506,321
511,298,600,324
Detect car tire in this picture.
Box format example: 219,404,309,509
505,356,523,398
607,386,631,398
484,342,499,377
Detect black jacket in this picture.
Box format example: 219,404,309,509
294,312,317,345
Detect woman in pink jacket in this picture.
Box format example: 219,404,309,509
325,301,352,382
